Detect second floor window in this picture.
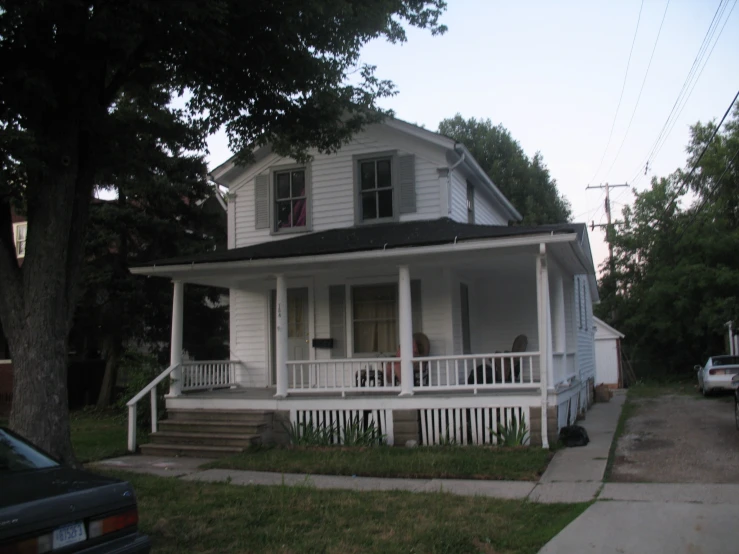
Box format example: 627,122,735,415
359,158,393,221
274,169,307,230
15,223,27,258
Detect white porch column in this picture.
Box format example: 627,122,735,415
168,280,184,397
398,265,414,396
275,274,289,398
536,245,550,449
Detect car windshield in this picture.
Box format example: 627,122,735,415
0,428,59,473
712,356,739,367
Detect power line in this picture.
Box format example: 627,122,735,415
683,145,739,228
657,88,739,222
603,0,671,181
588,0,644,185
640,0,737,179
629,0,733,187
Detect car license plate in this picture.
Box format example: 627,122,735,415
52,522,86,549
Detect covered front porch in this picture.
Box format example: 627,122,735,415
128,223,595,451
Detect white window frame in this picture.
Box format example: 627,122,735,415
270,163,311,235
13,222,27,259
354,151,399,225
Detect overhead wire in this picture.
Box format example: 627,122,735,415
638,0,737,182
629,0,733,187
603,0,671,182
588,0,645,186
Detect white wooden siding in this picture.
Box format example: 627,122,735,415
575,275,596,383
449,171,468,223
228,125,446,249
474,191,508,225
230,287,269,387
595,340,619,386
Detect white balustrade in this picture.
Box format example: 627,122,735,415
286,352,540,393
286,358,401,393
181,360,240,391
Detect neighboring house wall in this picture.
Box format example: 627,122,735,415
228,125,448,249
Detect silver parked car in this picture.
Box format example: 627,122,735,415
696,355,739,396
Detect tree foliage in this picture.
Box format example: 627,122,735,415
0,0,447,463
597,107,739,379
438,115,571,224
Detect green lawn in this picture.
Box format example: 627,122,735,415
112,470,587,554
205,444,553,481
626,380,697,398
70,410,135,463
2,410,133,463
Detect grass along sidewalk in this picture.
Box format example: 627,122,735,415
204,444,553,481
109,470,588,554
2,410,139,463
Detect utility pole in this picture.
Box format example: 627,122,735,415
586,182,629,270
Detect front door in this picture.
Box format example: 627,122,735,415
270,287,310,385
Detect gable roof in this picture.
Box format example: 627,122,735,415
207,117,523,222
593,316,625,340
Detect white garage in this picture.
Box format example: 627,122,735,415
593,317,625,388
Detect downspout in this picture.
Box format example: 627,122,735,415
209,177,228,212
446,143,466,216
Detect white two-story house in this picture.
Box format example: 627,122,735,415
128,118,598,456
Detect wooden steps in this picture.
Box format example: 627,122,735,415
140,408,274,458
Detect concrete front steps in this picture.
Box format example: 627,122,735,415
140,409,274,458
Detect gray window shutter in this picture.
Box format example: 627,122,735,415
411,279,422,333
329,285,346,358
398,154,416,214
255,174,270,229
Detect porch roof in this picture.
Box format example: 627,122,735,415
131,218,598,298
135,218,587,268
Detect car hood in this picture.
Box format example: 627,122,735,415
0,467,136,540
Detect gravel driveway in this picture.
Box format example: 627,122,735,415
611,392,739,483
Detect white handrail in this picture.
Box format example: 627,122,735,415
126,363,179,452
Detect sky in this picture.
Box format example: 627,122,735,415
204,0,739,273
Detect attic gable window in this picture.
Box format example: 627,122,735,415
274,169,307,230
14,223,27,258
359,157,394,222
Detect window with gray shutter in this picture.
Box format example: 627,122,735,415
329,285,346,358
466,180,475,223
254,174,269,229
411,279,422,333
398,154,416,214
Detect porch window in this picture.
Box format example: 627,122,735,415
358,157,394,222
14,223,27,258
352,284,397,354
274,169,307,230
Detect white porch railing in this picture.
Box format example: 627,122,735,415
181,360,239,391
126,360,241,452
413,352,540,391
287,358,402,393
286,353,539,394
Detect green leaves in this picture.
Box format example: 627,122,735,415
438,115,571,224
598,107,739,378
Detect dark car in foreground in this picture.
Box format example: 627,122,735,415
0,427,150,553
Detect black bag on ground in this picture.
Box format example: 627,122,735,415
559,425,590,447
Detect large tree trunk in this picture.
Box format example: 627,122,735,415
96,334,121,409
0,120,96,465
